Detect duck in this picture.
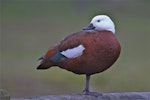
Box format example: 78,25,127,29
37,15,121,96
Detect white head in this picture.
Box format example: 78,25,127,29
83,15,115,34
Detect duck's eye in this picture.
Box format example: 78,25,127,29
97,20,100,22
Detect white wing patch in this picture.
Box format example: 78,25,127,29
61,45,85,58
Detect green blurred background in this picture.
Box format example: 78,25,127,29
1,0,150,98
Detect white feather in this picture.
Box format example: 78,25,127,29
61,45,85,58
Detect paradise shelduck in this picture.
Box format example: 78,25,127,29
37,15,121,96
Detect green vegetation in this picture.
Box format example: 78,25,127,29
1,0,150,98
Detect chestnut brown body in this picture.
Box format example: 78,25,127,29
37,30,121,75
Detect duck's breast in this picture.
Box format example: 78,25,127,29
59,31,121,75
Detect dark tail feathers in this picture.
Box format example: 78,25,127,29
37,61,55,69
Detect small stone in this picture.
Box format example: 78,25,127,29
0,89,10,100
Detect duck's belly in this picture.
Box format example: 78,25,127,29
58,31,120,75
59,40,120,75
